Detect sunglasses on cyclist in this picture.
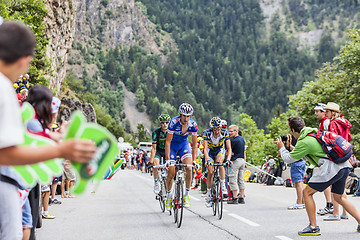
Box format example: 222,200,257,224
212,127,221,130
161,122,169,124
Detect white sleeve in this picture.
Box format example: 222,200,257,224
0,79,24,149
323,119,330,131
279,147,300,164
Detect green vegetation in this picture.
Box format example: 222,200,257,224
289,29,360,155
135,0,343,128
0,0,50,85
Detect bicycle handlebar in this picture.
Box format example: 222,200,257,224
153,164,167,169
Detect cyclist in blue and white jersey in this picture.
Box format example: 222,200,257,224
165,103,198,209
203,117,232,207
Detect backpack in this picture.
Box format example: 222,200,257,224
307,130,353,164
345,173,358,194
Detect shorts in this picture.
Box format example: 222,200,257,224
207,148,225,165
41,185,50,192
63,169,76,181
22,198,32,229
290,160,306,183
168,141,192,164
154,150,165,164
52,176,62,184
308,168,350,195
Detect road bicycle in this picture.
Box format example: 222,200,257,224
153,164,167,212
257,156,277,184
171,159,194,228
210,162,228,220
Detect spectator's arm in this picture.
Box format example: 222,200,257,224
0,139,96,165
279,147,299,164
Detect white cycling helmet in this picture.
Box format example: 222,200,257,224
178,103,194,116
221,119,227,128
210,117,222,128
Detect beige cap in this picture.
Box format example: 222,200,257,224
324,102,340,113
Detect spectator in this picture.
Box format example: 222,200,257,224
61,160,76,198
0,21,96,240
314,103,333,216
274,117,360,235
324,102,351,221
284,133,306,210
227,125,246,204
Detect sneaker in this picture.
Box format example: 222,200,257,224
298,224,321,236
191,184,199,190
205,196,212,208
238,197,245,204
317,206,333,215
287,203,305,210
323,215,340,221
184,195,191,208
227,198,239,204
340,214,349,220
165,197,172,211
52,199,62,204
222,187,228,198
42,213,55,219
357,224,360,232
153,182,160,194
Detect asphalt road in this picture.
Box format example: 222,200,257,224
36,169,360,240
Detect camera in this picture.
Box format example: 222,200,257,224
280,135,288,142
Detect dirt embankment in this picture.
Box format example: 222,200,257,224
122,84,152,135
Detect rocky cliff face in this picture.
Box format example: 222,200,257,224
72,0,174,58
44,0,75,93
59,97,97,123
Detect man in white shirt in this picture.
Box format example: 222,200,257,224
0,21,96,240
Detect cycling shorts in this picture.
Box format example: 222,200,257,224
154,149,166,165
167,141,192,165
207,148,225,165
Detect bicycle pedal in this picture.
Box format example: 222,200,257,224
155,196,159,200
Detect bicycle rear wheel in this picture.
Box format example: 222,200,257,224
176,180,184,228
217,183,223,219
212,184,217,216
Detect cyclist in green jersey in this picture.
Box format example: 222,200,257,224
150,114,171,194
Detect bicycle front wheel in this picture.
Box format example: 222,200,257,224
176,180,184,228
217,183,223,219
212,184,217,216
159,180,166,212
173,185,178,223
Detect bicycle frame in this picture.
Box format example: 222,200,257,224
210,163,226,219
153,164,168,212
171,160,194,228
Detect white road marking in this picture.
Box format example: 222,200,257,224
130,171,153,182
275,236,293,240
190,196,200,201
223,209,229,212
228,213,260,227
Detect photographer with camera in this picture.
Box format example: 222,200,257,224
281,131,306,210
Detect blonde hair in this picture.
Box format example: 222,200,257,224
329,110,339,121
229,125,239,131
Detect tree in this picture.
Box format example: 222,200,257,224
136,123,150,142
